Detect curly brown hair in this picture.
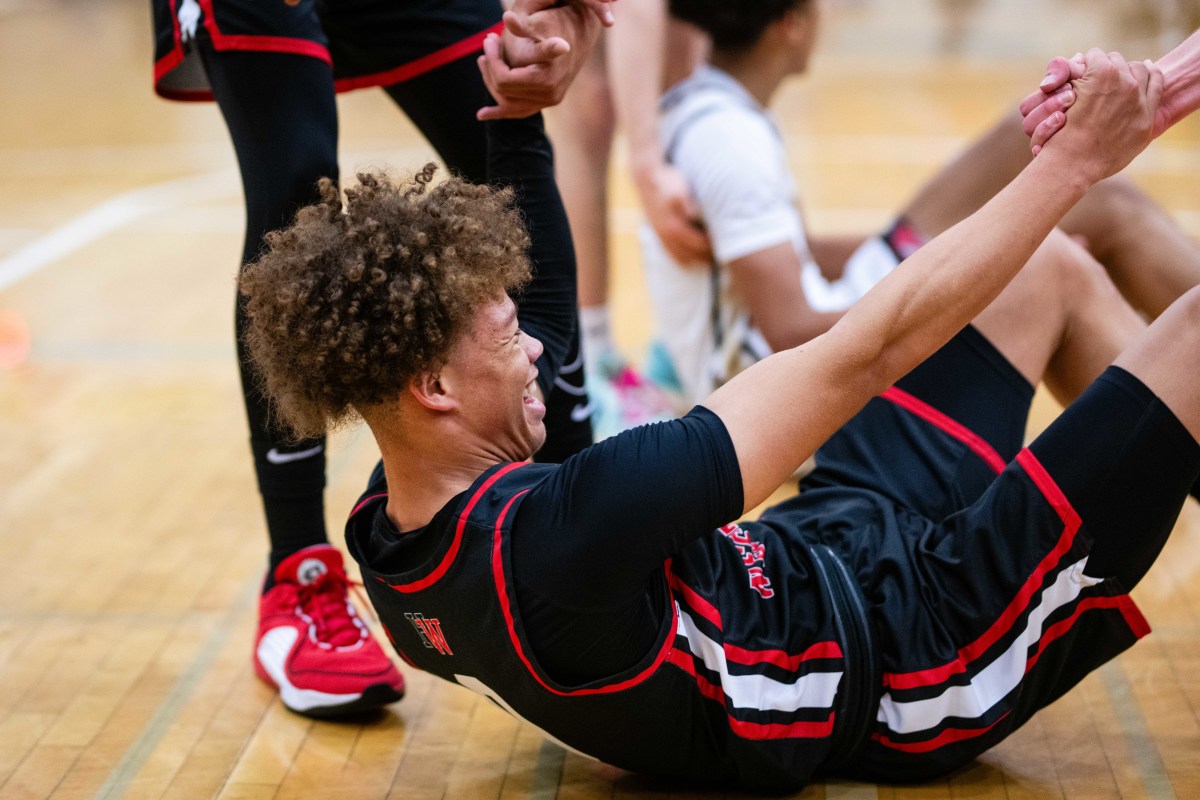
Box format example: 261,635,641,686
240,164,532,438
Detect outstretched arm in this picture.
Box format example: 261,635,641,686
706,51,1164,511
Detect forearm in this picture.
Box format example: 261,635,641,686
728,241,847,350
1157,29,1200,131
486,116,578,389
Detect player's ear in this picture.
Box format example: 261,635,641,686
782,0,820,69
409,370,456,412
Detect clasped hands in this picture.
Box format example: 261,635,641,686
1019,49,1165,160
476,0,616,120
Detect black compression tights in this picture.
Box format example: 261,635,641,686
198,44,587,575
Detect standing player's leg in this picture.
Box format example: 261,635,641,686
199,47,336,564
198,42,404,716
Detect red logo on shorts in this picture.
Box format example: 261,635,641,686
405,612,453,655
719,523,775,599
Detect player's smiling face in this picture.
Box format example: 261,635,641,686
438,293,547,461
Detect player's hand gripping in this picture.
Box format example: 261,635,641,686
1024,49,1163,185
1021,49,1170,157
476,0,615,120
1018,53,1084,154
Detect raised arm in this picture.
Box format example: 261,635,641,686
706,51,1164,511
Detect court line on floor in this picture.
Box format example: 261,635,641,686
0,171,238,293
1100,660,1176,799
91,576,260,800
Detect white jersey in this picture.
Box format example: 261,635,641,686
642,65,896,405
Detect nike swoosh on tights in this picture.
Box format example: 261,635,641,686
265,445,325,465
570,402,594,423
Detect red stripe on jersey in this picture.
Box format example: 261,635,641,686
881,387,1006,474
199,0,332,64
871,712,1009,753
350,493,388,518
335,23,505,92
665,650,836,740
492,495,679,696
882,448,1082,691
669,572,842,667
1025,594,1149,673
383,462,526,593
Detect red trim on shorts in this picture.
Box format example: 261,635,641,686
665,650,836,740
668,571,842,667
881,448,1082,690
156,4,496,100
382,462,526,593
872,712,1009,753
200,0,333,63
880,386,1006,474
666,648,724,702
334,22,504,91
492,498,679,697
723,640,842,670
1025,594,1149,672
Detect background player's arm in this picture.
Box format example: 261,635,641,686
726,242,843,351
705,51,1163,512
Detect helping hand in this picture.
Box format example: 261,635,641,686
1030,49,1163,185
476,0,614,121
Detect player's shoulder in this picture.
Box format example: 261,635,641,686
663,66,771,143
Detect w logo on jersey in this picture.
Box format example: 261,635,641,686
405,612,453,655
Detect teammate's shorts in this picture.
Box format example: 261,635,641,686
764,325,1199,781
152,0,502,100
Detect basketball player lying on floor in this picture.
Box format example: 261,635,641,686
644,0,1200,417
240,44,1200,789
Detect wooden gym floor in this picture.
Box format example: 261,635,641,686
4,0,1200,797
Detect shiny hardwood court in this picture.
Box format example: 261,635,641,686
3,0,1200,797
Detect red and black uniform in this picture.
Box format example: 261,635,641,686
152,0,503,100
346,325,1200,790
150,0,590,570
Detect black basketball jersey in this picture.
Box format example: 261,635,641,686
347,459,874,790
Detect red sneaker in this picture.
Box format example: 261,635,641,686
254,545,405,717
